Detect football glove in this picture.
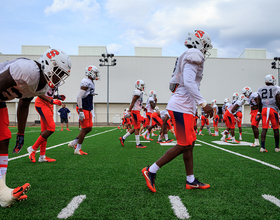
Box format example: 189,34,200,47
79,111,85,121
256,113,262,121
13,133,24,154
51,99,62,106
58,95,66,101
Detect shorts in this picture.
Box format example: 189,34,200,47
200,115,209,126
0,106,12,141
235,111,242,128
168,110,196,146
61,118,68,123
224,110,235,129
250,109,259,127
262,107,279,129
76,106,93,129
35,97,55,132
213,115,219,127
131,110,142,129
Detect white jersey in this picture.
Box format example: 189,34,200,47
160,110,170,120
227,100,242,115
247,92,258,108
167,48,206,115
0,58,48,101
79,78,95,111
258,85,280,112
145,97,155,113
212,104,218,116
131,89,143,111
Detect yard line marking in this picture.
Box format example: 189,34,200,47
196,140,280,171
262,194,280,208
168,195,190,219
9,128,117,161
57,195,86,219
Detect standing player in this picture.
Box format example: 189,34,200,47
235,96,244,140
58,104,71,131
142,90,157,141
27,87,66,163
211,99,219,136
257,75,280,152
0,48,71,207
198,106,212,135
68,65,99,155
221,98,231,136
119,80,147,148
242,86,260,146
142,30,213,192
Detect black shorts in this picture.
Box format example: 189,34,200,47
61,118,68,123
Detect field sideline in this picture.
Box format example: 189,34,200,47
3,126,280,219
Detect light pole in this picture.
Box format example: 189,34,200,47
271,57,280,86
99,53,117,125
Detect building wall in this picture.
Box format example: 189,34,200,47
1,53,275,125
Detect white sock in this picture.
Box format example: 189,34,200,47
143,130,148,136
164,134,168,140
149,163,160,173
76,144,82,151
187,175,195,183
147,133,150,139
39,155,45,159
135,135,140,145
123,132,131,140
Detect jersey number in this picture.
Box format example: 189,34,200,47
261,88,273,99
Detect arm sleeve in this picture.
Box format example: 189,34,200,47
77,89,86,109
68,112,71,117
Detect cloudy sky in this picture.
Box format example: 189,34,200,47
1,0,280,59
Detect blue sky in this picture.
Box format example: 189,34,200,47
1,0,280,59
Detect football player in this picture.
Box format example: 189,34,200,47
142,30,213,192
211,99,219,136
257,75,280,152
0,48,71,207
27,86,66,163
119,80,147,148
68,65,99,155
198,106,212,135
242,86,260,146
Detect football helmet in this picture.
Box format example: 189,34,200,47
242,86,252,98
265,74,276,85
149,90,157,98
135,79,145,91
224,98,230,104
184,30,213,56
212,99,217,104
38,48,71,88
154,106,159,112
233,92,239,101
85,65,100,80
238,94,246,105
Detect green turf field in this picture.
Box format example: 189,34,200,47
3,126,280,219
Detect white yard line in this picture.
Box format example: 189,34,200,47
196,140,280,171
9,128,117,161
262,194,280,208
57,195,87,219
168,195,190,219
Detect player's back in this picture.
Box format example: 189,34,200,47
258,85,280,111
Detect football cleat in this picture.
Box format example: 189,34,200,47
60,129,63,131
250,143,260,147
260,148,268,153
74,149,88,155
232,139,240,144
38,156,56,162
136,144,147,148
152,133,158,137
119,137,125,147
186,178,210,189
66,128,70,131
27,146,36,163
157,140,164,144
275,148,280,152
165,139,174,143
13,183,31,199
17,195,28,202
220,136,227,142
143,135,149,140
68,140,77,150
118,126,120,129
198,133,204,136
141,167,156,193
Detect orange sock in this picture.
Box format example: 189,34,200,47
40,140,47,156
32,135,46,151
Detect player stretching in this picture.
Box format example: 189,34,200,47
68,65,99,155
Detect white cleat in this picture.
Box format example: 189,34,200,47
27,146,33,155
275,148,280,152
220,136,226,142
250,143,260,147
260,148,268,153
68,141,77,150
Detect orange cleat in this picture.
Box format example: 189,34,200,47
38,156,56,162
142,167,156,193
74,149,88,155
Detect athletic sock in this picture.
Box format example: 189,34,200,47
123,132,131,140
135,135,140,145
76,144,82,151
149,163,160,173
187,175,195,183
32,135,47,151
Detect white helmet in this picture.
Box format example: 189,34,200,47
242,86,252,98
149,90,156,98
233,92,239,100
238,94,246,105
154,106,159,112
135,79,145,91
184,30,213,56
265,74,276,85
212,99,217,104
224,98,230,104
38,48,71,88
85,65,100,80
